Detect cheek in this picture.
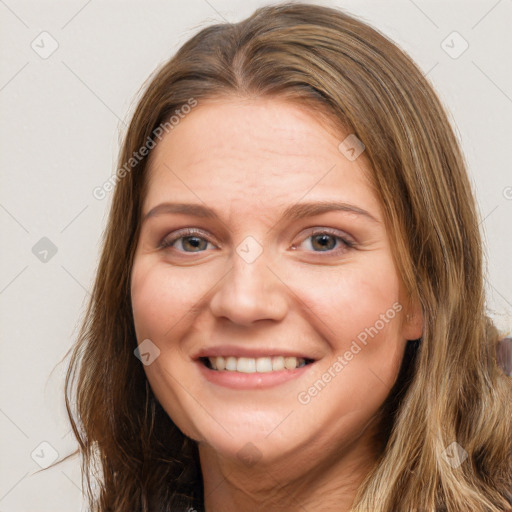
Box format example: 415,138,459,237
292,260,402,347
131,262,206,340
130,261,207,439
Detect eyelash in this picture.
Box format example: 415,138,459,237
158,228,355,255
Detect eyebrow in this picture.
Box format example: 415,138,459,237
142,201,379,225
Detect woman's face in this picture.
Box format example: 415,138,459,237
130,97,422,468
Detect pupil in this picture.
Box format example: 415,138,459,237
185,237,204,251
313,234,335,251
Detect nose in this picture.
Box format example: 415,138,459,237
208,248,289,326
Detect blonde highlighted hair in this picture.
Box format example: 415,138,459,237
63,2,512,511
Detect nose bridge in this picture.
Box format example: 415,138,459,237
208,240,288,325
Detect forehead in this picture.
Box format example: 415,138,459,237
143,97,379,218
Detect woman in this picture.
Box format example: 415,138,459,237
64,3,512,511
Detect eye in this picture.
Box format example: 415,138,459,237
158,227,354,255
292,228,354,254
159,228,217,253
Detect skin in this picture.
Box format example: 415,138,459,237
130,97,423,512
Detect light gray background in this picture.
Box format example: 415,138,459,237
1,0,511,510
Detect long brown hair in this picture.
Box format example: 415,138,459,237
62,2,512,511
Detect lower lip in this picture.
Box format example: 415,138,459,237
196,360,314,389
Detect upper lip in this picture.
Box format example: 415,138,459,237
193,345,316,360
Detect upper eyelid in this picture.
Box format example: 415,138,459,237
300,226,354,242
160,228,215,246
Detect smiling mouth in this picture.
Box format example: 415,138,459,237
200,356,315,373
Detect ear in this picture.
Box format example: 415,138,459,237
401,296,423,340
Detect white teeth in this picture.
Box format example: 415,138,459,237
272,356,285,370
207,355,308,372
284,356,297,369
237,357,256,373
225,356,237,371
256,357,273,373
